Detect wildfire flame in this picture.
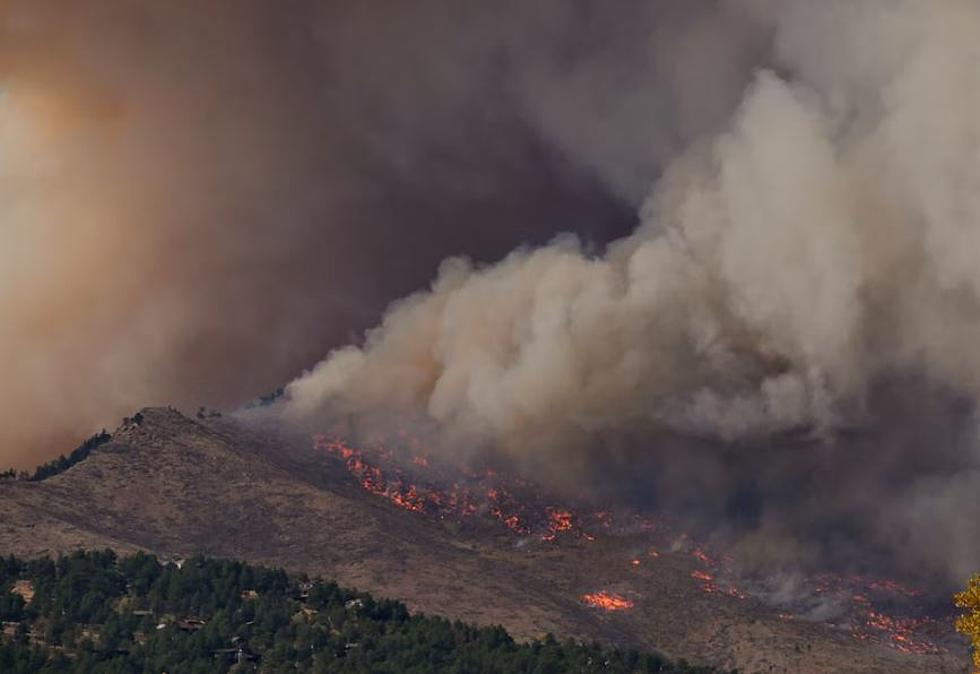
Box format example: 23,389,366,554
540,508,575,541
313,433,593,540
582,591,634,612
311,432,953,656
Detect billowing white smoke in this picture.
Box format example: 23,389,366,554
287,1,980,445
283,1,980,580
0,0,766,469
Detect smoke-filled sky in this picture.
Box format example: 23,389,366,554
4,1,980,581
0,0,766,466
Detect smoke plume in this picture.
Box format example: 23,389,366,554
3,0,978,582
283,1,980,582
2,1,767,467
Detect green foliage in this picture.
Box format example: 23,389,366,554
0,550,729,674
28,431,111,482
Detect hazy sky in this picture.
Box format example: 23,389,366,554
278,0,980,582
0,1,766,467
5,1,980,581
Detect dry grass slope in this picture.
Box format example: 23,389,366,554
0,408,969,674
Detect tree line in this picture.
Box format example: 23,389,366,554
0,549,731,674
1,431,112,483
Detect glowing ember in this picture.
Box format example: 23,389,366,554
855,610,945,655
540,508,575,541
487,488,530,534
582,591,634,611
315,435,441,514
689,566,749,601
312,433,951,655
776,572,949,655
866,579,923,598
549,508,573,531
692,549,713,565
723,586,749,600
313,433,592,540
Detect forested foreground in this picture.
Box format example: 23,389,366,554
0,550,728,674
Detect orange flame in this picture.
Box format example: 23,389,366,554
313,433,948,656
582,591,634,611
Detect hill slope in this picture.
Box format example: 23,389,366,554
0,550,721,673
0,408,968,673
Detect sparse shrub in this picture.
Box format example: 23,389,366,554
956,574,980,671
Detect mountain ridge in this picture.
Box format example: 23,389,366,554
0,407,968,673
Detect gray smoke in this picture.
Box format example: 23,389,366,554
283,1,980,583
4,0,976,583
1,1,763,467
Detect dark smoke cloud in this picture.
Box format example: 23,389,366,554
9,0,973,586
281,1,980,583
1,1,765,466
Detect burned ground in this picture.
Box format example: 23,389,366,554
0,408,969,673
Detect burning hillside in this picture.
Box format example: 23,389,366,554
313,433,598,541
311,430,961,659
0,408,967,673
5,0,980,669
268,2,980,603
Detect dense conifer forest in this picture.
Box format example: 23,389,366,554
0,550,728,673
